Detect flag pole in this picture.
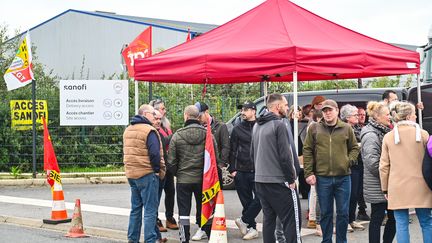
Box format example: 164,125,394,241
31,79,37,178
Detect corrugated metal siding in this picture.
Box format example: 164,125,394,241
27,11,209,79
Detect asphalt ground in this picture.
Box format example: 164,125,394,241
0,175,425,242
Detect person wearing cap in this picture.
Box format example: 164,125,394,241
192,101,230,240
251,93,301,243
303,99,359,243
194,102,230,169
230,101,261,240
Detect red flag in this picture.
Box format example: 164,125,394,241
201,116,221,226
122,26,152,78
186,28,191,42
43,117,61,188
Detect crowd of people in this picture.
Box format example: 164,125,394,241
122,90,432,243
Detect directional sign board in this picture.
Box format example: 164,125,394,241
60,80,129,126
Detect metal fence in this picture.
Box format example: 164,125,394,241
0,81,263,174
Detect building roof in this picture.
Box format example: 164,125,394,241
26,9,217,37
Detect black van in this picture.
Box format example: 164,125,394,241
222,83,432,189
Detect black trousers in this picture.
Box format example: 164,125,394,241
163,170,175,218
176,183,211,243
256,182,302,243
234,171,262,229
369,202,396,243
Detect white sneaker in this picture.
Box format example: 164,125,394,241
235,217,248,236
191,228,207,241
347,224,354,233
350,221,365,231
243,228,259,240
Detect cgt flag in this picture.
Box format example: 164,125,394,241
42,117,61,188
3,31,34,91
201,116,221,227
122,26,152,78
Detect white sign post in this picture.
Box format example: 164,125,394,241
60,80,129,126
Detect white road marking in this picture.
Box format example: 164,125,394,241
0,195,321,236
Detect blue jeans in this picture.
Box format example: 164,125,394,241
316,175,351,243
394,208,432,243
127,173,160,243
234,171,262,229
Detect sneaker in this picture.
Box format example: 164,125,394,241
191,228,207,241
357,212,371,221
157,218,167,232
315,225,322,237
307,220,316,229
347,224,354,233
350,221,365,231
166,217,179,230
235,217,248,236
243,228,259,240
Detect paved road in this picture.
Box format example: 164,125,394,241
0,184,425,242
0,223,121,243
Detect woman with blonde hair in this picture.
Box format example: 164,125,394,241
380,101,432,243
360,101,395,243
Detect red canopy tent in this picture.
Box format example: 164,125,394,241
134,0,419,84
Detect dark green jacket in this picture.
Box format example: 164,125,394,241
167,120,217,184
303,119,359,178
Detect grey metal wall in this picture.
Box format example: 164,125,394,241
29,11,190,79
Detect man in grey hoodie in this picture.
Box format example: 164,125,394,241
251,93,301,243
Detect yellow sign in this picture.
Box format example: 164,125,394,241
10,100,48,130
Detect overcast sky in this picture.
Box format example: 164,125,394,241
1,0,431,45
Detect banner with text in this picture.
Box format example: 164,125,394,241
59,80,129,126
10,100,48,130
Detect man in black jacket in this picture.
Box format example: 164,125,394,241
252,93,301,243
229,101,261,240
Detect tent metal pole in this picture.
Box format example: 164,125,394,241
134,80,139,114
293,72,298,156
149,81,153,103
417,74,423,129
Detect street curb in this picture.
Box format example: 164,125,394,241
1,215,180,242
0,176,127,186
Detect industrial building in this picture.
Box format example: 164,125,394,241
13,9,217,79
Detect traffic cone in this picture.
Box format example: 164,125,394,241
65,199,88,238
209,191,227,243
43,182,71,224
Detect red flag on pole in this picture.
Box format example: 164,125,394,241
43,117,61,188
186,28,191,42
122,26,152,78
201,116,221,226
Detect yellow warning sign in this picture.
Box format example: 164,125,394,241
10,100,48,130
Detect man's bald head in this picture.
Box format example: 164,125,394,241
184,105,199,121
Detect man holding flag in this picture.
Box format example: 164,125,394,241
167,105,218,243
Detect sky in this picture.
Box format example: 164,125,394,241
1,0,431,46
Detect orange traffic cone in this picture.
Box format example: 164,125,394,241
209,191,227,243
65,199,88,238
43,182,71,224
